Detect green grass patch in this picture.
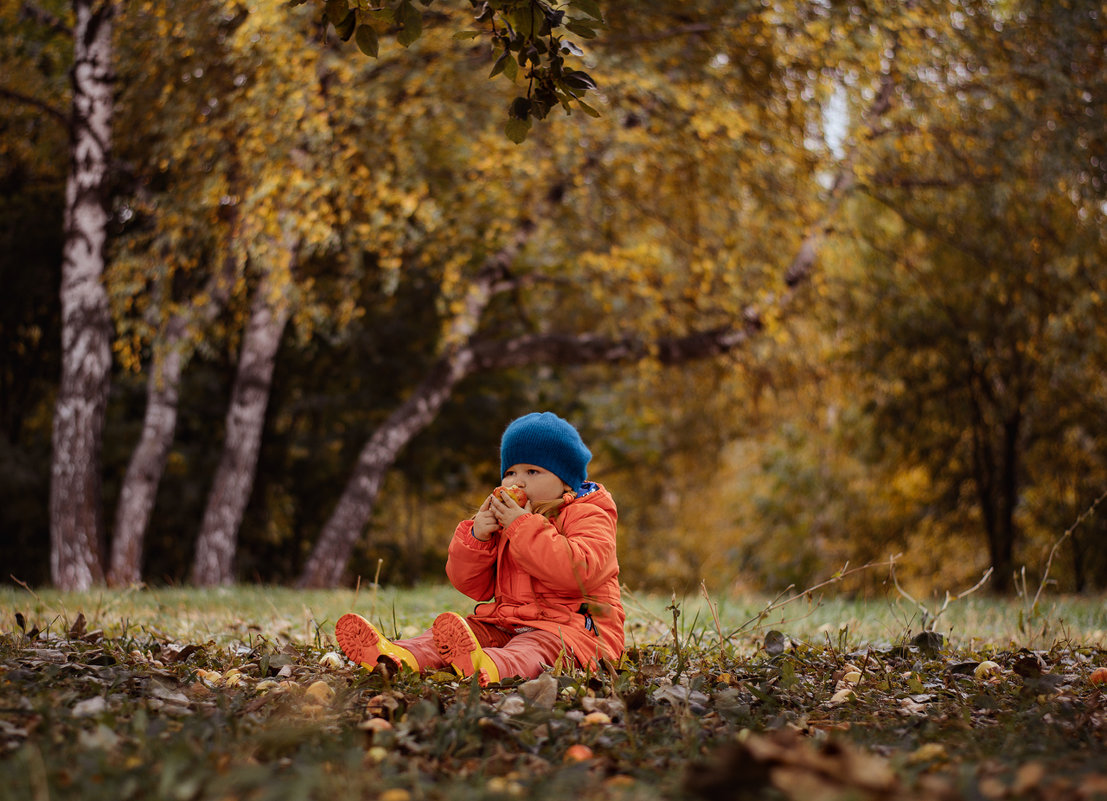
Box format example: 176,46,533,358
1,585,1106,801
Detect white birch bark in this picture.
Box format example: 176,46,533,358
49,0,115,590
190,255,292,586
107,247,239,585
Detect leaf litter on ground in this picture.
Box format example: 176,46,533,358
1,599,1106,801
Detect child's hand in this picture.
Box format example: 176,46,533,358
490,490,531,530
472,496,500,542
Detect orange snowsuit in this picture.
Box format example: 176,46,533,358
446,483,625,669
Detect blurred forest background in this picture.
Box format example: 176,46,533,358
2,0,1105,597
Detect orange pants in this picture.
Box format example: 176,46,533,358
398,617,566,680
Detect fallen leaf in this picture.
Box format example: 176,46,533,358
581,695,625,720
1012,762,1045,794
148,680,191,707
898,697,928,716
654,684,709,707
906,742,947,765
1013,653,1045,678
366,693,401,717
496,695,526,716
518,673,558,708
764,630,787,656
72,696,108,718
305,680,334,703
77,724,121,751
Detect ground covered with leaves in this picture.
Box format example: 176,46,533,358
2,606,1106,801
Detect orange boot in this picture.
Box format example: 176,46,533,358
335,613,419,672
432,612,500,686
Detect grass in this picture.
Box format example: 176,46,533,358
1,583,1106,801
3,582,1104,649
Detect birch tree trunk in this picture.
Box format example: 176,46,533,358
49,0,115,590
190,255,293,586
108,243,240,585
106,323,184,586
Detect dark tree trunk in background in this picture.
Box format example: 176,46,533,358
191,255,292,586
972,411,1022,594
50,0,115,590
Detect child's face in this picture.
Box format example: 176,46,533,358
501,463,570,502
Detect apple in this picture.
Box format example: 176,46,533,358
1090,667,1107,686
493,485,528,507
564,744,594,762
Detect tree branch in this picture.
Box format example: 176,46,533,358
21,1,72,36
466,309,765,373
0,86,68,126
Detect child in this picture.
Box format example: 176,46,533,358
335,411,625,685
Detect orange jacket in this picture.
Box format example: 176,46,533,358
446,484,625,668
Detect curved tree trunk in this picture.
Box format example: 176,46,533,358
191,255,292,586
297,230,530,588
297,349,479,588
50,0,115,590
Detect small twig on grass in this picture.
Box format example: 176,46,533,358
370,558,384,620
1031,487,1107,610
726,556,898,640
10,575,41,601
667,592,685,682
700,580,726,663
890,554,993,632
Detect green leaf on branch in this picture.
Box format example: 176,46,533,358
512,4,542,39
324,0,349,25
561,69,597,94
396,1,422,47
490,50,511,78
505,116,531,144
334,10,357,41
576,99,601,118
568,0,604,21
354,24,379,57
565,20,599,38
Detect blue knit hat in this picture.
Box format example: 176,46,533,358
500,412,592,493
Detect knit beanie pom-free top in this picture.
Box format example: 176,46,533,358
500,412,592,493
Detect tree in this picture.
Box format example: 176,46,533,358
827,0,1107,591
191,243,295,585
295,0,887,586
306,0,607,142
49,0,116,590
